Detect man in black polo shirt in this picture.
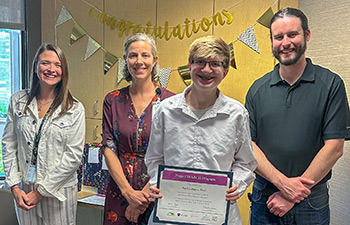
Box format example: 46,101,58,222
245,8,350,225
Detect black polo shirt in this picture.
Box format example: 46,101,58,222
245,58,350,184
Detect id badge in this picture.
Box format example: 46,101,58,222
24,165,36,184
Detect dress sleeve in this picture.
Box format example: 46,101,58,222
37,102,86,201
145,105,165,186
231,111,257,197
101,93,117,152
2,94,22,188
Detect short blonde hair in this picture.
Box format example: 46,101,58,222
188,36,230,69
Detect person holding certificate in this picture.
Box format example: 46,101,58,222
145,35,257,225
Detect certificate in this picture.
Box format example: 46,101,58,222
153,165,233,225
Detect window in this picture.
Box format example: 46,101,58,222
0,28,22,179
0,0,25,181
0,142,3,178
0,29,21,119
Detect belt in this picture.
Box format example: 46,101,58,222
309,182,328,196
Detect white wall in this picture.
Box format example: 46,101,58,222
299,1,350,224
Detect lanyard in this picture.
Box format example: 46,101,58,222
31,103,54,165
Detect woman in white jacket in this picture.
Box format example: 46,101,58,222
2,43,85,225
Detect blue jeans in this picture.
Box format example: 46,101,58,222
250,176,330,225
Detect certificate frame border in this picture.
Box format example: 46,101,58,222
153,165,233,225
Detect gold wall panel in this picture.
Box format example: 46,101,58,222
42,1,298,223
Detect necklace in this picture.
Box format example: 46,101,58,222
38,99,53,112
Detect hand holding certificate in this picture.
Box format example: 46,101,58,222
153,165,233,225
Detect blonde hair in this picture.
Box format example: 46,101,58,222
188,35,230,69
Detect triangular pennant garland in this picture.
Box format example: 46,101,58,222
159,68,171,88
56,2,277,80
70,24,86,45
178,65,191,86
84,37,101,60
55,6,72,27
104,51,118,74
257,7,274,28
228,42,237,69
117,58,125,84
238,26,260,53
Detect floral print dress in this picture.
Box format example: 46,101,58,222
102,86,174,225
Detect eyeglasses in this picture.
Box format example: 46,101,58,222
192,60,224,70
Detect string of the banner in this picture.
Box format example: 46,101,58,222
54,0,279,72
55,0,107,54
231,0,278,45
80,0,245,29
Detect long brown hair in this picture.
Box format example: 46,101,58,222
24,43,76,117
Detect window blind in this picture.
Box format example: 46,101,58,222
0,0,25,30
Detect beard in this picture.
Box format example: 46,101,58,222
273,40,307,66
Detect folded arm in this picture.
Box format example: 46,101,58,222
261,139,344,217
252,142,314,203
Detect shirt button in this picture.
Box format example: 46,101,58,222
27,141,30,145
60,122,64,126
32,120,36,125
26,160,29,163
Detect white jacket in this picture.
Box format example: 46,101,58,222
2,90,85,201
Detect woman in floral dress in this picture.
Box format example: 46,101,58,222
102,33,174,225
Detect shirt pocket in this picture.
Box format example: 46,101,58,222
15,110,27,130
47,119,72,161
51,119,71,143
14,111,33,164
15,110,32,144
209,126,235,156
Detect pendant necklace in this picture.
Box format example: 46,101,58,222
38,100,53,112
